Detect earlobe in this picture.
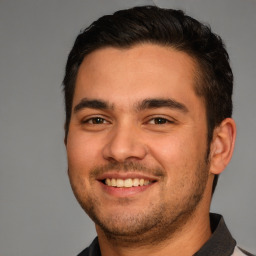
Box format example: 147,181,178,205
209,118,236,175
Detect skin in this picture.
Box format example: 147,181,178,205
66,44,236,256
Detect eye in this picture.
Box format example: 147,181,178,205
148,117,173,125
83,117,108,124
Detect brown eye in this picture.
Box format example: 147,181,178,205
83,117,107,124
148,118,171,125
91,118,105,124
153,118,168,124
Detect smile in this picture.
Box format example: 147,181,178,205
104,178,154,188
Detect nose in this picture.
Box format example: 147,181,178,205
102,124,148,163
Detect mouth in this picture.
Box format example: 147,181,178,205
96,172,159,197
103,178,155,188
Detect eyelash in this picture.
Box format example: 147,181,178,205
82,117,109,124
147,117,174,125
81,116,174,125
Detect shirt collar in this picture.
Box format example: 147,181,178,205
194,213,236,256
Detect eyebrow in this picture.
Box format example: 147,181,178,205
73,97,188,114
137,98,188,113
74,98,112,113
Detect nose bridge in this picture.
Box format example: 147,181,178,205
102,120,147,162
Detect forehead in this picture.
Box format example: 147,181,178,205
78,44,197,80
74,44,202,110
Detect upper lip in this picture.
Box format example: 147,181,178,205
96,172,160,181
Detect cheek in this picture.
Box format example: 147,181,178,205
66,133,95,200
147,132,205,180
148,133,193,164
66,131,102,169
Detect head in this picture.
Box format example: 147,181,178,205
63,6,233,195
63,6,235,244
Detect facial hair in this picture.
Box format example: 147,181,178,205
69,159,210,246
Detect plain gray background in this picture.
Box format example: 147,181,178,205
0,0,255,255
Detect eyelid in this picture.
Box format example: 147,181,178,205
144,115,176,124
147,118,174,125
81,115,111,124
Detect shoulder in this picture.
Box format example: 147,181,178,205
77,247,90,256
232,246,255,256
77,237,101,256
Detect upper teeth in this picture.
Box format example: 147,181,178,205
105,178,152,188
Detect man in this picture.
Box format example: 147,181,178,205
62,6,254,256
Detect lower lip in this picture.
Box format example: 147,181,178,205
98,181,155,197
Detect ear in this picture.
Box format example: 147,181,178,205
209,118,236,175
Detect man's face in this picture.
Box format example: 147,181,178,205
66,44,212,243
